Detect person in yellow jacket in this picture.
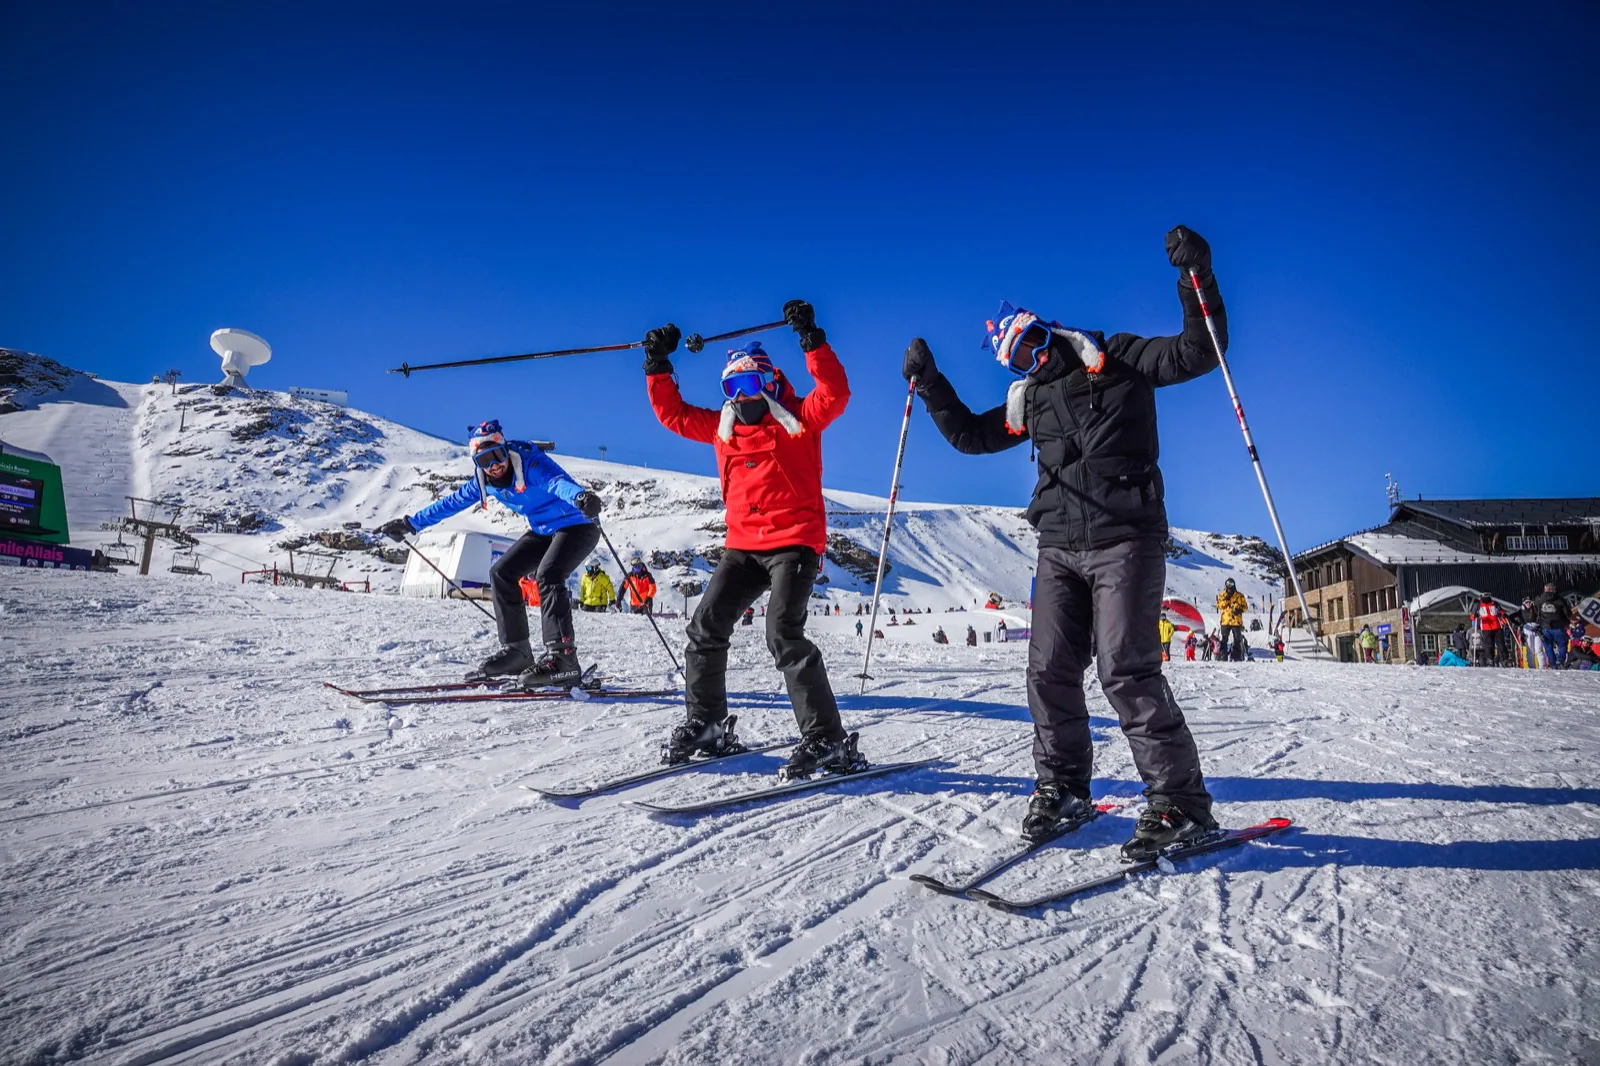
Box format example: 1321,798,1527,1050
1215,578,1248,661
578,563,613,613
1157,613,1176,662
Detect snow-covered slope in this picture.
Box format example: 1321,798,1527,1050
3,568,1597,1065
0,370,1282,629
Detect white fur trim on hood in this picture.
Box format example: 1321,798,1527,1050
1051,327,1106,374
717,394,805,442
475,446,527,509
1002,329,1105,436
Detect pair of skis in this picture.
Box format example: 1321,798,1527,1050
324,666,677,705
913,813,1293,912
523,722,936,813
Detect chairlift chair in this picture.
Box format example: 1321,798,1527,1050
169,547,209,577
105,530,138,567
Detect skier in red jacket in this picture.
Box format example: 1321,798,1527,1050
644,301,858,779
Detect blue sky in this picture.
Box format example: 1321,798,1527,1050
3,3,1595,548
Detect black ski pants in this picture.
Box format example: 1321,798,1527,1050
1027,539,1213,819
488,523,599,650
1218,624,1245,662
684,546,843,742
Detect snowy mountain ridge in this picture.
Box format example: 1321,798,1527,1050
0,363,1283,623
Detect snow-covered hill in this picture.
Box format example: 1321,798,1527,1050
0,365,1283,634
3,568,1597,1065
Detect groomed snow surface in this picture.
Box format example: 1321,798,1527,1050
4,570,1598,1065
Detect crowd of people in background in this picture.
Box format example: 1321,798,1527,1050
550,560,1595,674
1439,582,1596,669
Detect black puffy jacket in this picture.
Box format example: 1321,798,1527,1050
1533,591,1571,629
918,274,1226,550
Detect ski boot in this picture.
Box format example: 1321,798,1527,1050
661,714,744,765
515,648,584,691
1020,782,1094,844
779,732,868,781
1120,800,1220,861
466,641,538,682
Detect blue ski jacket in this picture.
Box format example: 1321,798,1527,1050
408,442,590,536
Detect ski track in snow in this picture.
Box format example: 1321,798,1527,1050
3,571,1600,1065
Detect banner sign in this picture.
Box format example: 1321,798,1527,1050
0,534,97,570
0,452,70,545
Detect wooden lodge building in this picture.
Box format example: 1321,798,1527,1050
1279,498,1600,663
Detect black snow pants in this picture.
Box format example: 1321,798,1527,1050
1218,625,1245,662
1027,538,1213,819
684,546,843,742
489,523,600,650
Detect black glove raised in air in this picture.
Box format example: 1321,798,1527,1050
379,516,414,543
1165,225,1213,277
902,338,940,387
642,324,680,375
574,490,604,519
783,299,827,352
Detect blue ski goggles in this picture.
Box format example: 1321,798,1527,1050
720,370,772,400
472,443,510,469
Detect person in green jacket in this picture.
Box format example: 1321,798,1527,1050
1358,624,1380,663
579,563,614,613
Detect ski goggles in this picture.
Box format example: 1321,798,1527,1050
472,443,510,469
988,311,1053,376
720,370,772,400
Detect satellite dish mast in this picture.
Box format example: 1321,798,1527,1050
210,328,272,388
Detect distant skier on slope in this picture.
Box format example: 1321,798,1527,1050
901,225,1225,858
380,419,603,688
620,559,657,615
641,301,862,779
578,563,613,613
1216,579,1248,661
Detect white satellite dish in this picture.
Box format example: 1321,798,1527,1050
210,328,272,388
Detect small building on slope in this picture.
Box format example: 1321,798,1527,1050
1279,497,1600,663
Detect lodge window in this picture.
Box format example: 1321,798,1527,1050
1359,586,1399,615
1420,633,1438,652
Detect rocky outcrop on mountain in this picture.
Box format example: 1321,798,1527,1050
0,349,87,413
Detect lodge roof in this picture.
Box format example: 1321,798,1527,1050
1399,498,1600,529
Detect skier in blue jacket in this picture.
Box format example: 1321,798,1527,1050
381,420,604,688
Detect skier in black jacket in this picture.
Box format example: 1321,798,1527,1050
902,225,1224,859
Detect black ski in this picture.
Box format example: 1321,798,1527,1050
909,800,1128,897
323,678,511,699
326,664,600,701
968,817,1293,912
375,686,678,706
522,725,795,800
632,757,939,816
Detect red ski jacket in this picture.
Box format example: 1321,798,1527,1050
648,343,849,553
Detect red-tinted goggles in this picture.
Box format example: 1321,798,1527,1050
1000,319,1052,375
721,370,771,400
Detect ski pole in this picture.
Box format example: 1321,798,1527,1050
387,319,785,377
858,377,917,694
594,521,684,676
398,534,497,624
1187,267,1320,654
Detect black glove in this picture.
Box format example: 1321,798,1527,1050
1166,225,1212,276
783,299,827,352
574,490,603,519
379,516,414,543
642,324,680,375
903,338,939,386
